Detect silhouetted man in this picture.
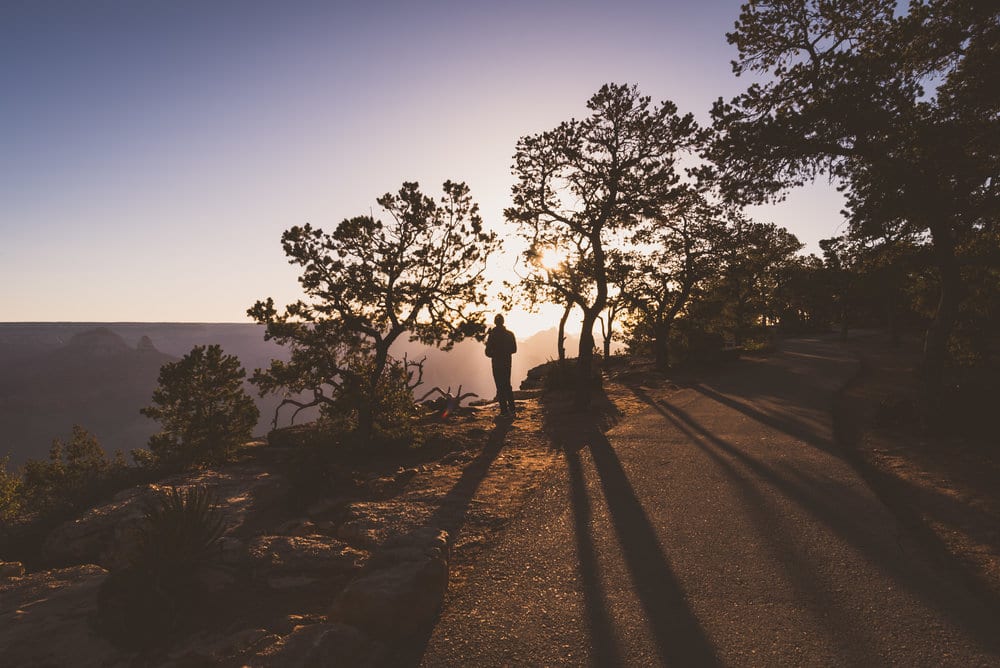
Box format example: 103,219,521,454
485,314,517,417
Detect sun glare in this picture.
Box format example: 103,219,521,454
538,246,567,271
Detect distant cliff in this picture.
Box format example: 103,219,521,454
0,323,580,467
0,328,177,467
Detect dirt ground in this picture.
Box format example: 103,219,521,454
835,332,1000,611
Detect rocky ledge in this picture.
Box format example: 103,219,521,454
1,465,453,666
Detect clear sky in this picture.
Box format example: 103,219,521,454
0,0,846,334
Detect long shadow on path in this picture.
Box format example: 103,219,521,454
629,384,1000,655
544,391,719,666
400,420,513,666
424,420,513,536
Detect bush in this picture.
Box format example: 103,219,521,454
98,486,225,648
19,426,125,518
314,357,418,446
0,455,20,522
141,345,259,469
1,428,139,566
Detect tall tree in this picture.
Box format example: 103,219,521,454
712,0,999,395
712,216,804,345
616,188,727,370
507,83,701,407
250,181,499,442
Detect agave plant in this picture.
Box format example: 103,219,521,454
134,486,225,571
98,485,226,648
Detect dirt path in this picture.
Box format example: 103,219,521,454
418,338,1000,666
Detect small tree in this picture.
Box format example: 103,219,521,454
250,180,500,443
140,345,258,468
0,454,21,523
20,425,121,515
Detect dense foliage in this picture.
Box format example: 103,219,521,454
19,425,126,517
711,0,1000,394
0,454,21,523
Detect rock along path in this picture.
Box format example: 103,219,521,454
419,338,1000,666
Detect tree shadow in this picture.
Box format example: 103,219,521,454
628,386,885,657
628,384,1000,653
690,382,830,452
543,389,720,666
397,420,513,666
424,420,513,536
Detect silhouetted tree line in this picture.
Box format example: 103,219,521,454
2,0,995,544
712,0,999,396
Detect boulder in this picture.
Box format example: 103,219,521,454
0,565,128,667
328,555,449,641
248,535,368,576
327,527,450,641
0,561,25,578
41,485,147,568
250,622,387,667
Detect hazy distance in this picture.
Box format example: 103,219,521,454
0,322,576,467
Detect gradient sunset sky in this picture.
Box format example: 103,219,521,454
1,0,846,333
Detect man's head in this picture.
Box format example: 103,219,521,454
494,314,505,326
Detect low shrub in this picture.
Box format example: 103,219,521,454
97,486,226,649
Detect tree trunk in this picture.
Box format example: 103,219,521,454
886,271,901,346
734,297,745,346
359,345,390,445
653,321,670,372
887,296,900,346
558,302,571,362
575,311,599,409
603,315,613,360
923,226,961,400
357,403,375,445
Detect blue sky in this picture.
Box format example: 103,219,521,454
0,1,846,330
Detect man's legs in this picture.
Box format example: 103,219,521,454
493,361,514,415
502,376,515,415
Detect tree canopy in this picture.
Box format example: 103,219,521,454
507,83,702,406
249,180,500,442
712,0,999,394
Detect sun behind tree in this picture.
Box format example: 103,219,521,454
249,180,501,445
506,83,703,408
